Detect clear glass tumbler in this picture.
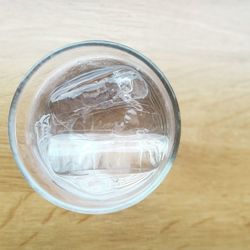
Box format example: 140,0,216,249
8,41,181,214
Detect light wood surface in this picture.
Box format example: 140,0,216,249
1,1,250,249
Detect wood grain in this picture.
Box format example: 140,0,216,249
0,0,250,249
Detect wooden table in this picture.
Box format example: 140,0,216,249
0,1,250,249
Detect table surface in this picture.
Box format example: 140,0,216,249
0,1,250,249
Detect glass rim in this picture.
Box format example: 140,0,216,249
8,40,181,214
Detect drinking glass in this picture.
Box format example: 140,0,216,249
8,41,180,214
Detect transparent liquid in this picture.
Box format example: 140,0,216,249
34,60,168,199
